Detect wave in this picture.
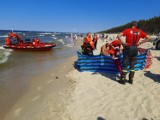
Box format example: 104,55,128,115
52,37,57,39
38,34,45,36
0,46,12,64
64,44,74,47
52,38,74,48
57,39,65,45
0,35,8,38
65,36,69,38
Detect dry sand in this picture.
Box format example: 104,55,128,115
3,35,160,120
61,36,160,120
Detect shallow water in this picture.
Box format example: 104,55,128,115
0,30,77,119
0,46,77,119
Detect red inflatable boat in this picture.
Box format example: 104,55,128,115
3,32,56,51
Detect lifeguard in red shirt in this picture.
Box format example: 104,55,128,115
5,37,11,45
108,39,122,59
101,39,122,73
118,21,151,84
101,39,122,58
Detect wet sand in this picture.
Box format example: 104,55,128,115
3,54,76,120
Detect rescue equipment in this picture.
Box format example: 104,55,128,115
4,33,56,51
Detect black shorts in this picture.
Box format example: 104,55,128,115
123,46,138,57
122,46,138,70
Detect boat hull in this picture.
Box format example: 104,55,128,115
3,43,56,51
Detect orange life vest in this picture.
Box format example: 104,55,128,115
8,33,23,44
83,36,94,50
5,37,11,45
35,38,40,44
32,38,40,46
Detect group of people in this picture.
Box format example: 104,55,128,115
32,37,40,46
81,21,151,85
5,33,23,45
5,33,41,46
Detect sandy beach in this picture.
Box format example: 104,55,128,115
3,35,160,120
62,35,160,120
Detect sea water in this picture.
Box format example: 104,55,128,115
0,30,76,119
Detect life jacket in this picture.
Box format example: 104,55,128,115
32,40,36,45
83,36,94,50
8,33,23,44
32,38,40,46
35,38,40,44
9,33,18,38
5,37,11,45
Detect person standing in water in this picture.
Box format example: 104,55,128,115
72,33,77,44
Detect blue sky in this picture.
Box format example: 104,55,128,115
0,0,160,33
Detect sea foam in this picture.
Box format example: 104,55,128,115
0,46,12,64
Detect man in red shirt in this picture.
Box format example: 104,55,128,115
101,39,122,73
109,39,122,73
117,21,150,84
101,39,122,58
108,39,122,59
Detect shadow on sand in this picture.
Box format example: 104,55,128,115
154,56,160,61
97,117,106,120
144,71,160,83
92,72,120,83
